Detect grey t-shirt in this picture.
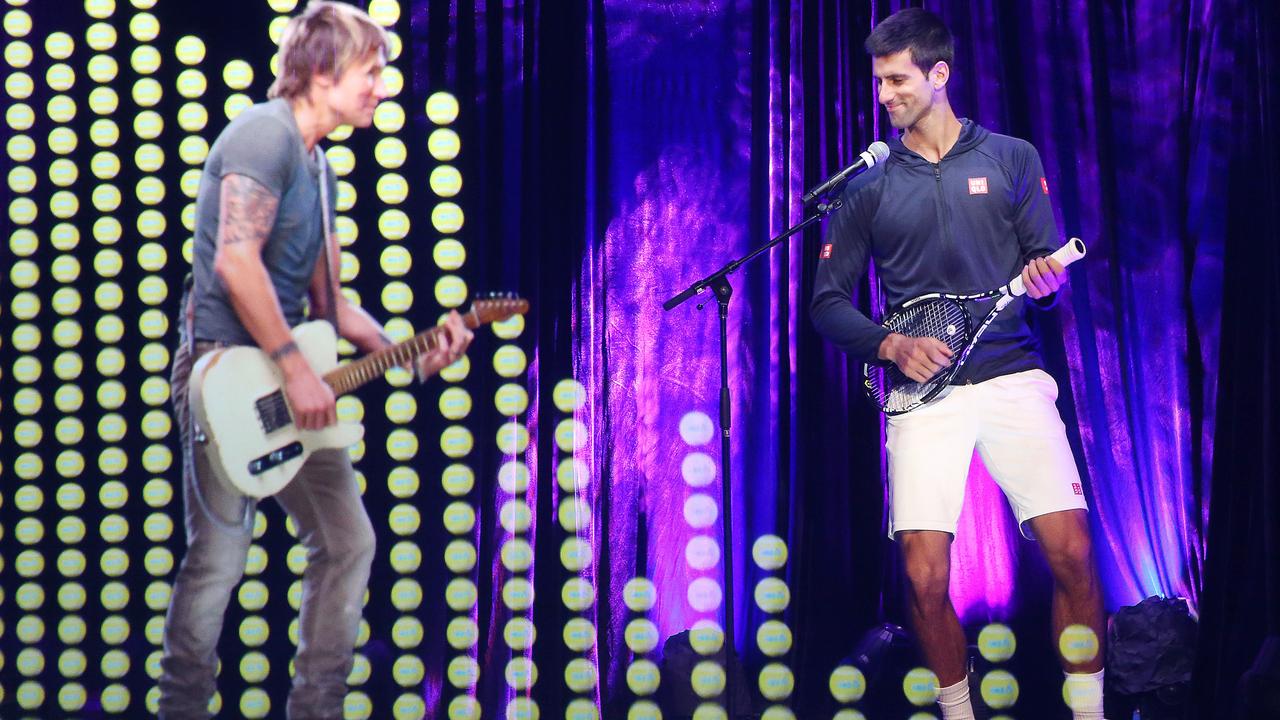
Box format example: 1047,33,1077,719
190,98,337,345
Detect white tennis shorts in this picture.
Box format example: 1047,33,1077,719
885,368,1088,540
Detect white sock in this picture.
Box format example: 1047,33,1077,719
1064,668,1105,719
936,677,976,720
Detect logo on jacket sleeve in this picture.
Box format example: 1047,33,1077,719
1041,177,1049,194
820,243,833,259
967,177,988,195
1072,482,1083,496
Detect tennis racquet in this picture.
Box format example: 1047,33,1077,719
863,238,1087,415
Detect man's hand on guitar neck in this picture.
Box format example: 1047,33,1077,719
416,311,475,380
274,344,338,430
878,333,954,383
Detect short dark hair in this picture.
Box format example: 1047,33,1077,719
864,8,954,76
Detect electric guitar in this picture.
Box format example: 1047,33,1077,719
189,296,529,497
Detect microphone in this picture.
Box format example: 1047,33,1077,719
802,141,891,205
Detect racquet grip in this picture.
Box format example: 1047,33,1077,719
1007,237,1087,297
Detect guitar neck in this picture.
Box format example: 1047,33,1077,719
322,309,481,396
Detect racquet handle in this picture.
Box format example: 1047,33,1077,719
1007,237,1087,297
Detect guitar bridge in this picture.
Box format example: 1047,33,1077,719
247,442,304,476
255,390,293,434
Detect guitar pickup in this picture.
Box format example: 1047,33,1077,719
247,442,304,476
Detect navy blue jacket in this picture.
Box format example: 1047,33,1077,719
810,119,1061,385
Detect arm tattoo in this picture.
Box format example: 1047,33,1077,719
219,174,279,249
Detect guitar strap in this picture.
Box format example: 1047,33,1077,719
316,149,339,328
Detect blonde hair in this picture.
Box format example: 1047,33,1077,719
268,1,389,101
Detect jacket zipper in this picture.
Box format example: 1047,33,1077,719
934,162,952,251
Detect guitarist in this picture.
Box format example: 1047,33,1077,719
809,9,1105,720
159,3,472,718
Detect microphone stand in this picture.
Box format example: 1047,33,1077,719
663,195,845,718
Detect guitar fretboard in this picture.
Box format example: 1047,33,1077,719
322,313,478,395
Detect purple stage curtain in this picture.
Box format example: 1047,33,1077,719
407,0,1253,715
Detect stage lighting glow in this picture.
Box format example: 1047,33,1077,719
131,45,160,74
373,136,406,169
176,67,206,98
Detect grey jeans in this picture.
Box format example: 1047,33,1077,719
158,339,376,719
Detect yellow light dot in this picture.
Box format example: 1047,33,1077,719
94,216,123,243
85,0,116,19
88,85,119,114
177,68,207,98
376,173,408,204
136,176,165,205
6,70,32,98
368,0,400,26
92,150,121,178
432,201,464,233
430,165,462,197
47,95,77,125
45,31,75,59
829,665,867,703
131,45,161,74
86,21,117,52
49,127,78,155
7,102,35,130
4,8,32,36
169,34,206,64
129,12,159,42
903,667,940,706
428,128,461,161
86,54,118,83
179,135,209,165
45,63,75,92
5,39,33,68
426,91,459,124
132,77,162,107
383,65,404,96
493,344,528,378
134,110,163,139
374,136,407,169
374,101,405,133
223,59,253,89
8,133,36,161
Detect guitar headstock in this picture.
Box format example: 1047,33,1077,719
469,292,530,325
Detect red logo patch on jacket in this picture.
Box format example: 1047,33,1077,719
820,243,833,259
967,177,988,195
1041,177,1049,194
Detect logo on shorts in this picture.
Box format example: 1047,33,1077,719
1041,177,1050,194
1072,482,1083,496
968,177,989,195
820,243,833,259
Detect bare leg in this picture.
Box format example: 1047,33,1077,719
899,530,968,685
1027,509,1105,672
